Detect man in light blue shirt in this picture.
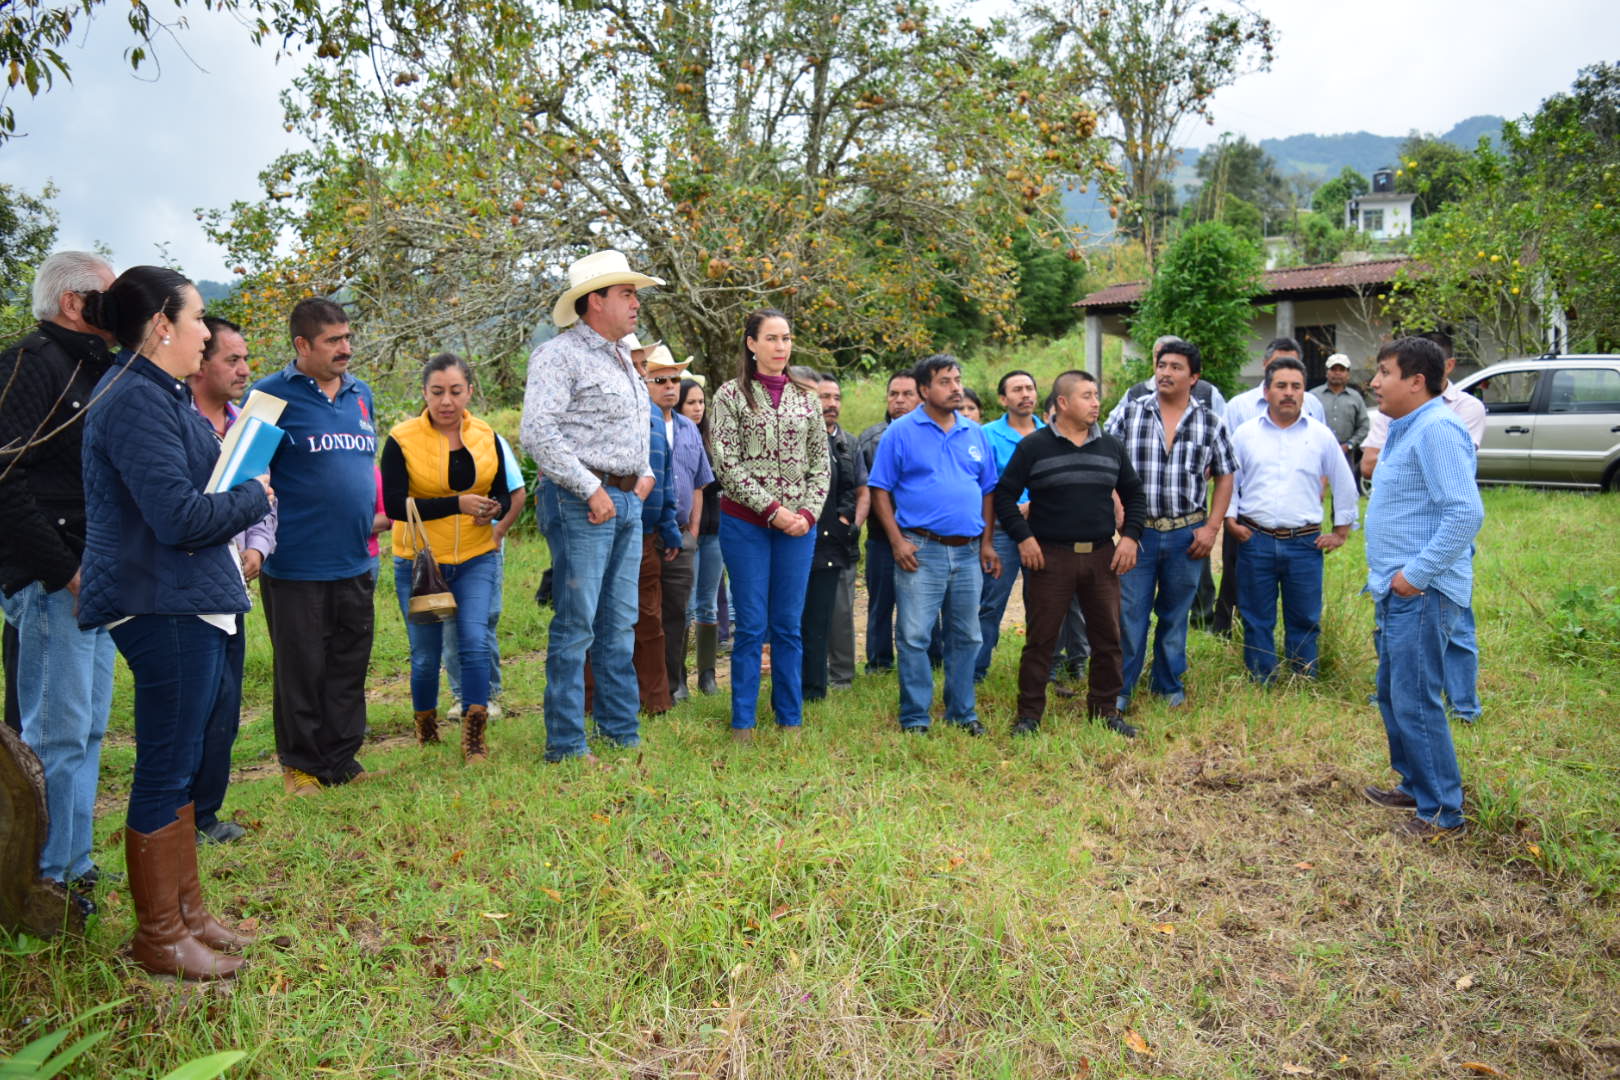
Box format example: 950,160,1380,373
868,354,1001,734
974,369,1044,682
1225,355,1358,684
1361,337,1483,839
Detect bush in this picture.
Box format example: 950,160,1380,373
1128,221,1264,395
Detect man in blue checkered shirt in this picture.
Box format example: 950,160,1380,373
1361,336,1483,840
1104,339,1236,716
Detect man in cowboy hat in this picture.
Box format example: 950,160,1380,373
521,250,664,762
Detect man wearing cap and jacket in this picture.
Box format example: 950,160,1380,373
1309,353,1370,493
522,250,661,762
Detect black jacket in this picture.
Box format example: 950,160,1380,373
812,425,865,571
0,322,115,594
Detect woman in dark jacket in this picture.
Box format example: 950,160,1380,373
80,266,272,980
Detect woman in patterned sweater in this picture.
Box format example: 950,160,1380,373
710,309,831,740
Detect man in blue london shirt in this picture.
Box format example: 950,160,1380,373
251,299,383,794
1361,336,1484,840
868,354,1001,735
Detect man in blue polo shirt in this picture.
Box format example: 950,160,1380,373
251,298,382,795
974,369,1043,682
868,354,1001,735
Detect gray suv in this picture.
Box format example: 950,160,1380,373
1454,356,1620,491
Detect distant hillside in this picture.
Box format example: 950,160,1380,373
1062,115,1503,235
196,279,235,303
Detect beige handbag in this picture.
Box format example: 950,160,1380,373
404,497,458,624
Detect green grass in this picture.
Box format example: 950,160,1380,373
3,341,1620,1078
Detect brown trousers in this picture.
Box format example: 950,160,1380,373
1018,540,1124,721
585,535,675,715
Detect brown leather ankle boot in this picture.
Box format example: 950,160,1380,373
175,804,254,951
461,705,489,764
125,812,242,980
413,709,440,745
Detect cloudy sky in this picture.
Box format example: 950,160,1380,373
1,0,1615,280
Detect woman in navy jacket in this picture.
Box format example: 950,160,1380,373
80,266,272,980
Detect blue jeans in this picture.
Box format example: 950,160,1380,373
1235,532,1325,682
189,613,246,831
109,615,227,835
973,529,1023,681
865,534,899,671
1117,523,1205,708
1444,604,1481,721
720,514,815,728
893,533,983,730
444,547,505,702
0,581,114,881
687,531,723,625
1374,590,1466,828
537,481,643,760
393,551,499,712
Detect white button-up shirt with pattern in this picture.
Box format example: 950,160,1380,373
519,321,652,500
1105,391,1237,520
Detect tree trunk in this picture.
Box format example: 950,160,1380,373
0,724,82,937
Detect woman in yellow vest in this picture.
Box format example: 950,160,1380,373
380,353,520,763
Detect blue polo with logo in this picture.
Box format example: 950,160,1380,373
867,406,998,537
252,362,380,581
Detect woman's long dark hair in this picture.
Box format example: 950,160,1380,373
738,307,790,410
677,377,712,458
81,265,193,352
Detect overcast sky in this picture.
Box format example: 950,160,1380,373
1,0,1615,280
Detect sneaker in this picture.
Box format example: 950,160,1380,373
196,821,248,844
1099,712,1138,739
1010,717,1040,737
446,703,463,723
1362,785,1418,810
1394,817,1467,840
487,702,503,721
283,766,323,796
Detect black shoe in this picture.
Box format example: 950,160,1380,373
1394,816,1467,840
672,684,690,704
196,821,248,844
68,864,122,890
1010,717,1040,737
901,725,929,735
57,882,96,918
1362,785,1417,810
958,720,987,737
1099,712,1138,739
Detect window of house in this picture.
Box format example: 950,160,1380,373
1361,209,1384,232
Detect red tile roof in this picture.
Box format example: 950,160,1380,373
1075,256,1413,311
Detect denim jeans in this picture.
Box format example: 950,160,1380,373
537,481,643,760
1444,604,1481,721
109,615,228,834
1374,589,1466,828
893,533,983,730
973,529,1023,682
0,582,115,881
1235,532,1325,682
1117,522,1205,708
688,531,723,625
189,612,246,831
445,546,504,702
393,550,500,712
865,533,899,671
720,514,815,728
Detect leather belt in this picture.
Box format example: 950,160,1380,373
1144,509,1207,532
909,527,974,547
591,469,638,493
1238,515,1321,540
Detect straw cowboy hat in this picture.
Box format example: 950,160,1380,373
552,249,665,329
642,344,692,372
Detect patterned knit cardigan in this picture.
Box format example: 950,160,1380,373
710,376,831,523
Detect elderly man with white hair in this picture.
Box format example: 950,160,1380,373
0,251,119,918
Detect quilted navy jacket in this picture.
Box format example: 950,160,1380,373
78,350,272,629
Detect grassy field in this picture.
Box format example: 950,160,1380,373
4,337,1620,1078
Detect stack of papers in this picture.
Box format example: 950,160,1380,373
206,390,289,494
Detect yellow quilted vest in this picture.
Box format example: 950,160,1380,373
389,410,499,565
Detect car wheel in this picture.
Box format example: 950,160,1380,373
1604,462,1620,493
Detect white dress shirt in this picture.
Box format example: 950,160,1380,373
1225,383,1325,432
1364,380,1486,450
1228,411,1360,530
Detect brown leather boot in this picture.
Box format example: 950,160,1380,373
462,705,489,764
174,804,255,952
125,813,242,980
413,709,440,745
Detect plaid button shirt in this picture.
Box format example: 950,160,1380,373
1105,391,1236,519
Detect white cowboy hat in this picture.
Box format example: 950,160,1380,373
552,250,664,328
643,344,691,371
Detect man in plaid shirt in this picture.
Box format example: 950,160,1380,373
1105,339,1236,715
